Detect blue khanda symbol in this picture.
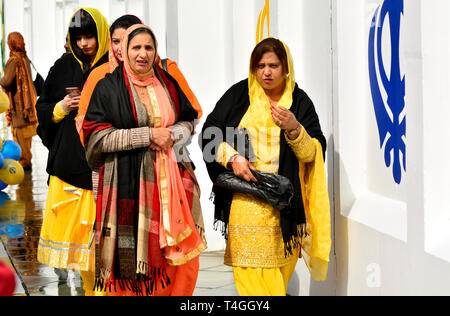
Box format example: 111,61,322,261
369,0,406,184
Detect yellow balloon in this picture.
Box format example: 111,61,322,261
0,90,9,114
0,159,24,185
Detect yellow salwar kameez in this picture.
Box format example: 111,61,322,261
37,176,96,271
218,113,315,296
38,175,103,296
214,39,331,296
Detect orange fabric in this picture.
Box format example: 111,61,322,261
76,62,109,144
165,59,202,119
107,256,199,296
152,85,204,265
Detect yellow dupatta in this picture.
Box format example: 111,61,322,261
247,38,331,281
67,7,110,71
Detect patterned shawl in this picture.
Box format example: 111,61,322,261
83,26,204,295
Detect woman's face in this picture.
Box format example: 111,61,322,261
76,34,98,58
127,32,156,74
255,52,287,92
111,27,127,62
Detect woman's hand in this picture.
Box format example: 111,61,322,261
149,142,162,151
61,94,80,113
271,105,302,139
231,155,258,183
150,128,173,150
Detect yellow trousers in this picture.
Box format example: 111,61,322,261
80,270,108,297
12,124,36,168
232,258,298,296
37,176,96,271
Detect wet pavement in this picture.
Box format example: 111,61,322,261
0,117,237,297
0,127,81,296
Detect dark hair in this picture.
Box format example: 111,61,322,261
110,15,142,35
68,9,98,64
250,38,288,74
127,27,156,48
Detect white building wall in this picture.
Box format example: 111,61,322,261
2,0,450,296
333,0,450,296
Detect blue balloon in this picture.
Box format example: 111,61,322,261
0,152,4,169
0,180,8,191
1,140,21,161
0,191,10,205
6,224,24,238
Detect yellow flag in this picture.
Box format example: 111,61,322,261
256,0,270,44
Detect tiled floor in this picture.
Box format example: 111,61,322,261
194,252,238,296
0,121,237,296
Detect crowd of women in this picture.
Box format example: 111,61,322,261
0,7,331,296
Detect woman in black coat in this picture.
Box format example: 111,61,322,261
36,7,110,296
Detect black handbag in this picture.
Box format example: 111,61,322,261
30,60,45,96
215,170,294,211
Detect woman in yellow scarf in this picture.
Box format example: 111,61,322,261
35,7,109,296
201,38,331,296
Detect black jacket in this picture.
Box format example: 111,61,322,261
36,53,108,190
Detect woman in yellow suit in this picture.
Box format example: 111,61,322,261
201,38,331,296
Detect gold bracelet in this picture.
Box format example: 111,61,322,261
286,123,302,138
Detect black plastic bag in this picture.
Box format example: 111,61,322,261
215,170,294,211
33,72,45,96
30,60,45,96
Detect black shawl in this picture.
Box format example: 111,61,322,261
200,79,326,254
83,63,198,291
36,52,108,190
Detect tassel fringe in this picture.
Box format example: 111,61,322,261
93,267,171,296
196,225,206,242
213,220,228,240
284,224,307,258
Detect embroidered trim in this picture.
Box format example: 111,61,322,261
224,224,297,268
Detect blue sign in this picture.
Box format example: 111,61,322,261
369,0,406,184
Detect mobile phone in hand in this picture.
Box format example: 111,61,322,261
65,87,81,97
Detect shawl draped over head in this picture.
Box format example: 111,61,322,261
68,7,110,72
76,14,203,144
108,15,143,73
4,32,37,126
200,38,331,280
83,24,205,294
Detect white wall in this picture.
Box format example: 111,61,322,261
334,0,450,296
4,0,450,296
